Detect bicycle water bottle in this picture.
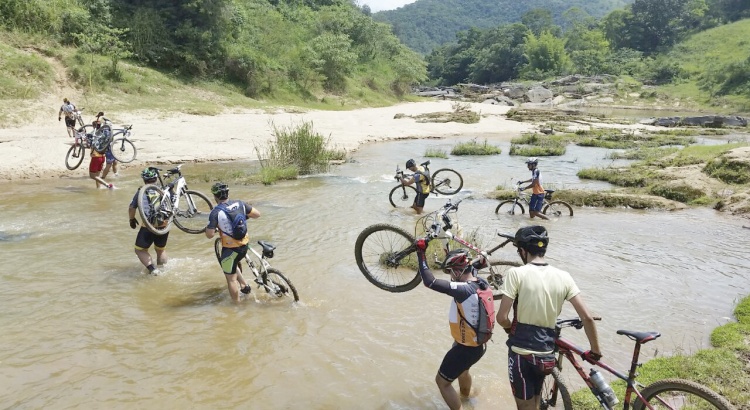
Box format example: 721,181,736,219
589,369,619,407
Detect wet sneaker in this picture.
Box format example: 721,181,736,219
107,184,114,189
240,285,252,294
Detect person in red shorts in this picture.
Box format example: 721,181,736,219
89,146,113,189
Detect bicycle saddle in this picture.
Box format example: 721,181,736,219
421,160,431,167
258,241,276,252
616,330,661,344
545,189,555,195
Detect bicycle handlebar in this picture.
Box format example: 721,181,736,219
556,317,602,330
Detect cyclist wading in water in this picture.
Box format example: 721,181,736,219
128,168,168,274
400,158,431,214
497,226,601,410
518,157,549,220
414,240,490,410
205,182,260,303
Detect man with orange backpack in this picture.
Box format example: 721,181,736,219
415,239,495,410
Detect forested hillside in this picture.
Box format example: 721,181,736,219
374,0,634,54
0,0,426,105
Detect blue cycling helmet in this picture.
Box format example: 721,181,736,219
406,159,416,168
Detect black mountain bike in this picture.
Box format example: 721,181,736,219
390,160,463,207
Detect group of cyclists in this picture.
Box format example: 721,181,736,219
399,156,599,409
59,98,118,189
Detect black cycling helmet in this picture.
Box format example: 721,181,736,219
406,159,416,168
211,182,229,200
141,167,158,182
525,157,539,165
514,225,548,253
441,248,471,277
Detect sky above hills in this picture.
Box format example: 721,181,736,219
361,0,417,12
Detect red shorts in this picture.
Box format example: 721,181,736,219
89,156,105,173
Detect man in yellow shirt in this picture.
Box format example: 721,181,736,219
518,157,549,220
497,226,601,410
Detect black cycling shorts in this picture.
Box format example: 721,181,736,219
134,227,169,250
508,351,548,400
65,117,76,128
414,191,429,208
219,245,248,275
438,342,486,382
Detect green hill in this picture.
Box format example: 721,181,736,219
662,18,750,107
374,0,634,54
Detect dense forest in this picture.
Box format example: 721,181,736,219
424,0,750,102
0,0,427,100
374,0,634,54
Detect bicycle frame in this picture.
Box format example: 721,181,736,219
554,319,662,410
153,166,197,216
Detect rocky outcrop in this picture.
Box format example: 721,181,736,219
646,115,748,128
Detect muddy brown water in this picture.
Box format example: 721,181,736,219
1,137,749,409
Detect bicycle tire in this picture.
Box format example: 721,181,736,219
483,260,521,300
432,168,464,195
265,268,300,302
214,238,222,262
173,190,213,234
540,368,572,410
495,200,525,215
137,184,173,235
65,144,86,170
109,136,137,163
76,124,94,136
543,201,574,217
389,185,418,208
632,378,736,410
354,223,420,292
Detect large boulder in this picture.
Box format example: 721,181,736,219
526,86,554,103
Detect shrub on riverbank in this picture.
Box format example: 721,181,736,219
255,121,344,183
570,295,750,408
451,139,501,155
424,148,448,158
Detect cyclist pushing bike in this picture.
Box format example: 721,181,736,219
518,157,549,220
399,158,431,214
497,226,601,410
205,182,260,303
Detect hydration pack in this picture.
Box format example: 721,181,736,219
217,202,247,240
458,281,496,345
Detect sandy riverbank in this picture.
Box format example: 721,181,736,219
0,101,534,181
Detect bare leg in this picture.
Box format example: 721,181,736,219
89,171,109,188
155,248,168,266
225,273,241,302
101,162,113,179
436,374,462,410
529,211,549,220
514,396,540,410
457,370,472,397
135,248,154,269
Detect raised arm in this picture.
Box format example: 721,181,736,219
415,239,452,294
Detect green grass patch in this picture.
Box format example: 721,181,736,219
0,42,52,99
577,167,652,187
424,148,448,158
259,166,298,185
574,129,696,149
509,133,569,157
608,147,680,160
649,183,706,203
451,139,501,155
703,156,750,184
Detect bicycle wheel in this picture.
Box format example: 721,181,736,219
432,168,464,195
137,184,173,235
495,200,525,215
540,368,573,410
265,268,300,302
173,190,213,234
354,223,421,292
389,185,418,208
214,238,222,262
633,378,735,410
110,137,137,163
76,124,94,136
543,201,574,217
65,143,86,170
482,260,521,300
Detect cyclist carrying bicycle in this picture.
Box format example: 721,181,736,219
128,168,169,275
205,182,260,303
414,240,490,410
518,158,549,220
400,158,431,214
496,226,601,410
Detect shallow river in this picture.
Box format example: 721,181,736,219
1,137,749,409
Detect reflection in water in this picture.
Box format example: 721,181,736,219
0,137,749,408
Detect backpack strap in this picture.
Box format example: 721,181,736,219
456,281,481,332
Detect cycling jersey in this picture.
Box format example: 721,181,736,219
60,102,76,119
414,166,431,194
501,263,580,354
530,168,545,195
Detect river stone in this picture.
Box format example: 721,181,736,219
504,86,526,99
526,86,553,103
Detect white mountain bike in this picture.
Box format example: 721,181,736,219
137,165,214,235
